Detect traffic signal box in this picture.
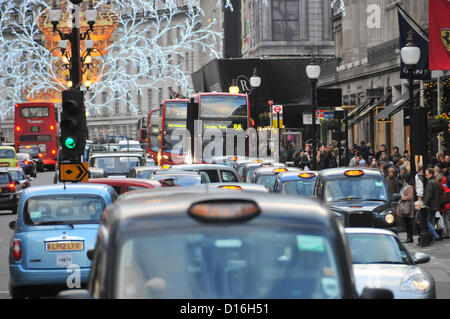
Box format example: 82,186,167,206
60,89,86,161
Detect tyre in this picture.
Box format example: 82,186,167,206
9,283,26,299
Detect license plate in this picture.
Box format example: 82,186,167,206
56,254,73,266
46,241,83,251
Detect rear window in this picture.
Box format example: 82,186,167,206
256,175,277,190
281,179,316,196
0,173,10,183
18,146,39,156
221,170,238,182
17,154,30,161
0,149,15,158
116,226,342,299
9,171,25,180
24,195,106,225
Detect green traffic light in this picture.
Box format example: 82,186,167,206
65,137,76,149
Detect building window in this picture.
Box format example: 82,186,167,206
126,93,131,114
147,89,153,110
271,0,300,41
114,92,119,114
137,91,142,113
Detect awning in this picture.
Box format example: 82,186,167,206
375,90,419,121
347,98,375,127
349,93,393,126
347,98,373,119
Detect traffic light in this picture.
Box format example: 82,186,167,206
60,89,86,161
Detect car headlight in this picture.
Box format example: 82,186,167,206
400,271,431,294
384,213,395,224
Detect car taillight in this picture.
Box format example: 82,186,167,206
50,125,55,130
11,239,22,261
16,126,21,132
38,153,43,158
23,181,30,188
8,183,16,192
51,149,56,155
24,161,29,165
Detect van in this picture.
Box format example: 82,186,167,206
0,146,18,168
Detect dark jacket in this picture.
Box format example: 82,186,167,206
386,175,400,196
423,177,442,211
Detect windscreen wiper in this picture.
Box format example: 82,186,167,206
34,221,74,228
335,197,361,201
363,198,387,202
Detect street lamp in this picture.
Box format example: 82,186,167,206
306,59,321,170
401,30,420,178
229,79,240,94
250,67,261,157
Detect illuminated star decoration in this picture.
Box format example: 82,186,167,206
0,0,231,119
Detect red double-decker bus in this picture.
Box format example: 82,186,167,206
147,108,160,162
159,93,251,165
14,102,58,171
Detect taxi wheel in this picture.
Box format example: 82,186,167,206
9,283,26,299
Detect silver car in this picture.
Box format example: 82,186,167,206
346,228,435,299
6,167,32,197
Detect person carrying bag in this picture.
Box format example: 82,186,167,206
397,173,415,243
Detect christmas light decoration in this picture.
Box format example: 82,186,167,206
0,0,238,119
330,0,346,16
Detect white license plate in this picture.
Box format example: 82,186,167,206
56,254,73,266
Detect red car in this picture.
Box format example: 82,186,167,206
85,178,167,195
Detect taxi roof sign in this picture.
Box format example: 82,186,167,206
344,170,364,177
273,168,288,174
299,173,316,179
188,200,260,222
219,185,243,190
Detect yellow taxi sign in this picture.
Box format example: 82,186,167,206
273,168,288,174
161,165,171,169
344,170,364,177
59,162,89,182
299,173,316,179
219,185,243,190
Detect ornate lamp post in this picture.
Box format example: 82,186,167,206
401,30,421,178
306,59,321,170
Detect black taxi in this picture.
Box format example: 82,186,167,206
57,188,393,299
314,168,400,231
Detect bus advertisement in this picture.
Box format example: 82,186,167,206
14,102,58,170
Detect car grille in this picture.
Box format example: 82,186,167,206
346,211,374,227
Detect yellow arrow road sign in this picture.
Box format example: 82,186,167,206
60,162,89,182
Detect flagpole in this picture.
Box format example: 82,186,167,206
395,4,429,38
438,75,442,153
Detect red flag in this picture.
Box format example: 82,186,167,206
429,0,450,70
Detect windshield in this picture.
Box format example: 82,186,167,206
18,146,39,156
0,149,15,158
24,195,105,225
137,170,156,179
0,173,10,183
256,175,277,190
91,156,141,174
165,101,187,118
162,121,186,154
116,226,342,299
324,177,389,202
20,106,49,118
281,179,316,196
200,95,247,119
9,171,24,180
151,174,202,186
347,233,411,265
149,110,160,153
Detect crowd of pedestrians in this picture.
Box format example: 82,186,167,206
288,140,450,244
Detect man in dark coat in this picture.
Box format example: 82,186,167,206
423,168,442,241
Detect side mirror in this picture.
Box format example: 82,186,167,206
9,220,16,230
87,249,95,261
29,177,34,181
360,287,394,299
391,193,401,202
56,289,92,299
414,252,431,264
15,180,20,185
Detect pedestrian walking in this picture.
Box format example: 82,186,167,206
423,168,442,241
386,167,400,196
397,173,415,243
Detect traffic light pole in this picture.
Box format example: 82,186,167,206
70,3,82,89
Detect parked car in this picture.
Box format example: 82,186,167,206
172,164,242,183
8,183,117,298
0,168,19,214
85,178,165,195
57,191,394,299
0,146,18,168
314,168,400,230
16,153,37,177
273,171,318,197
126,166,163,179
346,228,435,299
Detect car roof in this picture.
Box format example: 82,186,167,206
131,166,161,171
277,171,318,180
319,167,383,178
0,146,15,150
0,168,12,174
173,164,238,170
86,178,161,187
90,152,143,157
21,183,114,198
344,227,397,236
253,167,299,175
107,191,335,229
